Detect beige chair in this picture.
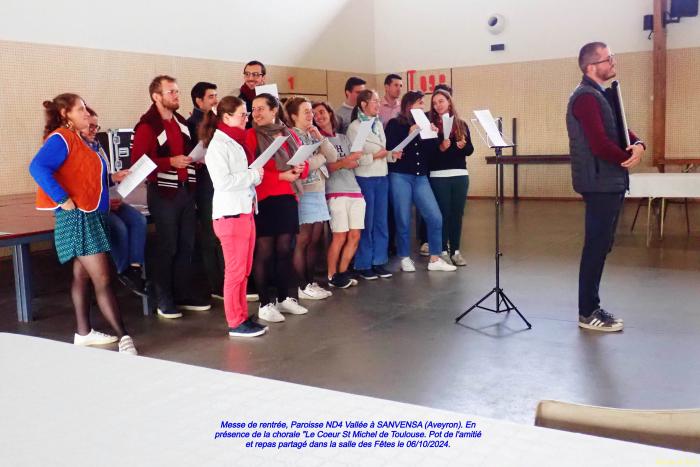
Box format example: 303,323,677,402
535,400,700,453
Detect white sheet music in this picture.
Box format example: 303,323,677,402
188,141,206,163
249,135,288,170
255,84,279,98
473,109,509,147
287,142,322,166
350,119,375,152
410,109,438,139
442,114,454,140
389,128,421,152
116,156,156,198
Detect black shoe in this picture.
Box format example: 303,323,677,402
245,317,269,331
346,267,361,281
358,269,378,280
229,320,266,337
157,305,182,319
118,266,147,297
372,265,393,278
328,272,352,289
175,298,211,311
578,308,623,332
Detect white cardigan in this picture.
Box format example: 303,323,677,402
205,129,262,219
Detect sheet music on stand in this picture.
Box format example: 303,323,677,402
471,109,514,149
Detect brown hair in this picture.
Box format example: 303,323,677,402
350,89,377,121
396,90,424,125
252,93,286,125
428,89,466,141
199,95,246,147
284,96,311,127
148,75,176,102
42,93,84,138
311,101,338,133
578,42,607,73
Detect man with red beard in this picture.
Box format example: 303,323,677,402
132,75,211,318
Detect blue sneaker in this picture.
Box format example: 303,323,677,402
358,269,378,281
229,320,267,338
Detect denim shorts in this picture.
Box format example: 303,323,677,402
298,191,331,225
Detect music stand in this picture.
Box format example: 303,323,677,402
455,110,532,329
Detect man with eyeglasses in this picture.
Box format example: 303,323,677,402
238,60,266,128
566,42,645,333
132,75,211,318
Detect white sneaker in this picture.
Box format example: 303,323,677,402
401,257,416,272
451,250,467,267
118,335,138,355
298,284,329,300
258,303,285,322
310,282,332,297
440,251,452,264
246,293,259,302
418,242,430,256
428,257,457,272
74,329,118,346
278,297,309,315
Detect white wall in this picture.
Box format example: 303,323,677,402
373,0,700,72
0,0,376,73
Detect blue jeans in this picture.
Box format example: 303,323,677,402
354,176,389,269
389,172,443,257
108,202,147,274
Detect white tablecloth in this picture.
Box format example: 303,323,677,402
627,173,700,198
0,333,696,466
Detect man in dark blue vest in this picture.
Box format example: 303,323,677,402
566,42,645,332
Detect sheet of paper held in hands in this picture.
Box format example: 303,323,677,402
188,141,206,163
249,135,288,170
350,119,375,152
473,109,509,147
255,84,279,98
410,109,438,139
287,141,322,166
389,128,421,152
442,114,454,140
116,156,157,198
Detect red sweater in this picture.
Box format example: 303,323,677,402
572,94,641,165
244,129,309,202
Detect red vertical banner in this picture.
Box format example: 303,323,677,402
287,76,295,91
407,70,416,91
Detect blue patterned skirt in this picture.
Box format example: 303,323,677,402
54,209,111,264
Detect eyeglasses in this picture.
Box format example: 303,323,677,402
161,89,180,95
590,54,616,66
89,124,101,132
243,72,264,78
229,112,250,118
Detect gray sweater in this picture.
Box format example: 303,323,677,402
325,134,362,195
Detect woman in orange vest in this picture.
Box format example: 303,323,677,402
29,93,137,355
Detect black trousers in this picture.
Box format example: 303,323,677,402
195,167,225,295
578,192,625,317
147,184,197,308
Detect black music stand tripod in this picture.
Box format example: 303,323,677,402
455,113,531,329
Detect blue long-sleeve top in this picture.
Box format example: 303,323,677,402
29,134,110,212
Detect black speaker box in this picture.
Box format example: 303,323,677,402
671,0,698,17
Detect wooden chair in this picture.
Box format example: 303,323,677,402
535,400,700,453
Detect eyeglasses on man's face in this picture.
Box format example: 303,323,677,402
243,71,264,78
590,54,616,66
88,124,101,132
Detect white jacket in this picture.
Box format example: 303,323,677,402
346,119,389,178
205,129,262,219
